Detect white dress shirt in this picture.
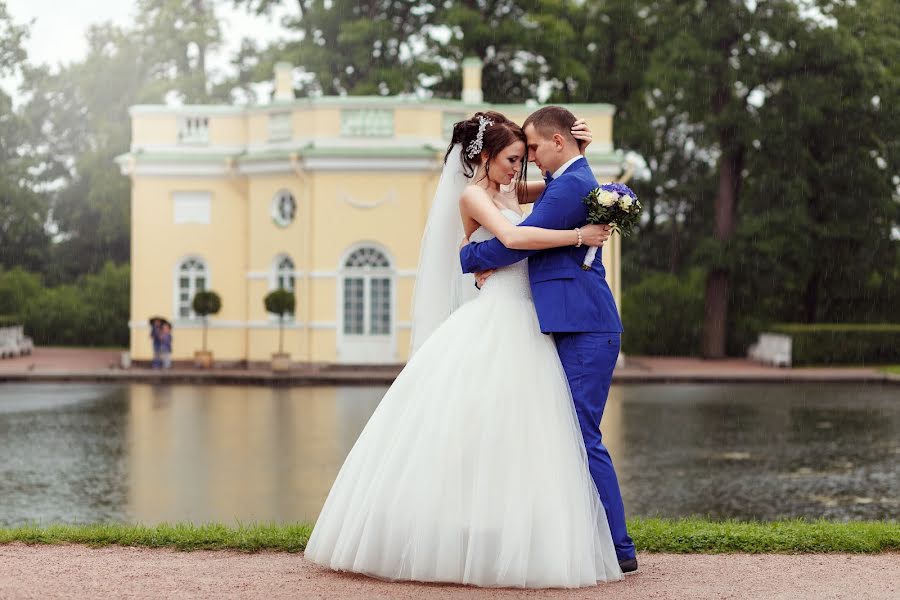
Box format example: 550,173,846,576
551,155,584,180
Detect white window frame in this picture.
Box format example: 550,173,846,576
174,256,210,320
270,189,297,228
337,243,396,363
269,254,296,321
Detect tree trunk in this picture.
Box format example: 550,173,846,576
278,316,284,354
701,146,743,358
202,316,208,352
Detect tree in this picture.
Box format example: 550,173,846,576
264,288,295,354
20,1,228,282
0,1,27,75
0,6,51,274
192,290,222,353
228,0,439,98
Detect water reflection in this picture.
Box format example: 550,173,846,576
125,385,383,524
0,382,896,527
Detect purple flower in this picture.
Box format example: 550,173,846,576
599,182,637,199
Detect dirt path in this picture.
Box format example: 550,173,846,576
0,544,896,599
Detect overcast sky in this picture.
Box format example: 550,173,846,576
1,0,291,101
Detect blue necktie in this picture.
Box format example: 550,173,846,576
544,172,553,184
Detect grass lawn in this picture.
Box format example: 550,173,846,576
2,518,898,554
880,365,900,375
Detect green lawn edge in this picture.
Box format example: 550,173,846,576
1,519,898,554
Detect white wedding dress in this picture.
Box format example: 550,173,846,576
305,210,623,588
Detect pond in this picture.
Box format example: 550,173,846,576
0,382,897,527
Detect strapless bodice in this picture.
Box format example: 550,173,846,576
469,209,531,300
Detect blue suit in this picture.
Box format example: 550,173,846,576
459,157,634,560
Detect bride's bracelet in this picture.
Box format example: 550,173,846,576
574,228,583,248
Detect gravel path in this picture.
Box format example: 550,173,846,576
0,544,896,599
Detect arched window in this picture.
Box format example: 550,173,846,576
341,246,392,337
271,254,295,318
274,255,295,292
176,257,208,318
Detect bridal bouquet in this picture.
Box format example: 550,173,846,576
580,182,641,269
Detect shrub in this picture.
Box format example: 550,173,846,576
192,291,222,353
264,289,296,354
769,323,900,366
621,269,705,355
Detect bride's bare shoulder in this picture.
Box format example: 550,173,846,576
460,184,490,209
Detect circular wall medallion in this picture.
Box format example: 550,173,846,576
271,190,296,227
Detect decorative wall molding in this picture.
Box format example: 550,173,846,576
338,188,397,210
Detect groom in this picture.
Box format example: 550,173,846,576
459,106,636,573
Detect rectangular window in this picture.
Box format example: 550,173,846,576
369,278,391,335
268,111,292,141
173,192,212,225
341,109,394,137
178,116,209,145
343,278,365,335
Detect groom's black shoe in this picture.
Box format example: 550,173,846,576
618,558,639,575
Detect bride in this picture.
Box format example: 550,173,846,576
304,111,623,588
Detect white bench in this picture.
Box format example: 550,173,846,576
0,325,34,358
748,333,792,368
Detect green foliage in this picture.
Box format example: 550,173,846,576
0,267,42,316
0,315,20,328
192,291,222,318
0,1,27,76
264,289,295,317
1,519,897,554
264,288,295,354
629,518,900,554
0,263,129,347
622,270,705,356
0,522,311,553
769,324,900,366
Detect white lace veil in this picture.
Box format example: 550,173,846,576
409,144,478,356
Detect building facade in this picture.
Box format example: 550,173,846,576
119,60,624,365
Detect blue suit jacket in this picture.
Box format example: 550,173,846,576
459,157,623,334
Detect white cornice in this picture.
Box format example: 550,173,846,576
302,156,439,172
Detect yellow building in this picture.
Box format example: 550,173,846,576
118,60,624,365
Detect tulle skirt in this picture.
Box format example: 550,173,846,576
305,283,622,588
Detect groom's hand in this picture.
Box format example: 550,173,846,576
474,270,495,290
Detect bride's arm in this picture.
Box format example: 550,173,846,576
517,117,594,205
460,187,607,251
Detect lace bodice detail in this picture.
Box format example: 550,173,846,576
469,209,531,300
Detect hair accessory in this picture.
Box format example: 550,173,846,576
465,116,494,159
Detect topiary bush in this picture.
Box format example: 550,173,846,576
264,289,296,354
192,291,222,353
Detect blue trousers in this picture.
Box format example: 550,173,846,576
554,331,634,561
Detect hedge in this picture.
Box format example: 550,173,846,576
770,323,900,366
0,315,21,328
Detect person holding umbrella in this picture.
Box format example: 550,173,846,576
148,317,171,369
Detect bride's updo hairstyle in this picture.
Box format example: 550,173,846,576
446,111,528,189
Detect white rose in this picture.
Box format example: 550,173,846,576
618,195,633,211
597,191,618,207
